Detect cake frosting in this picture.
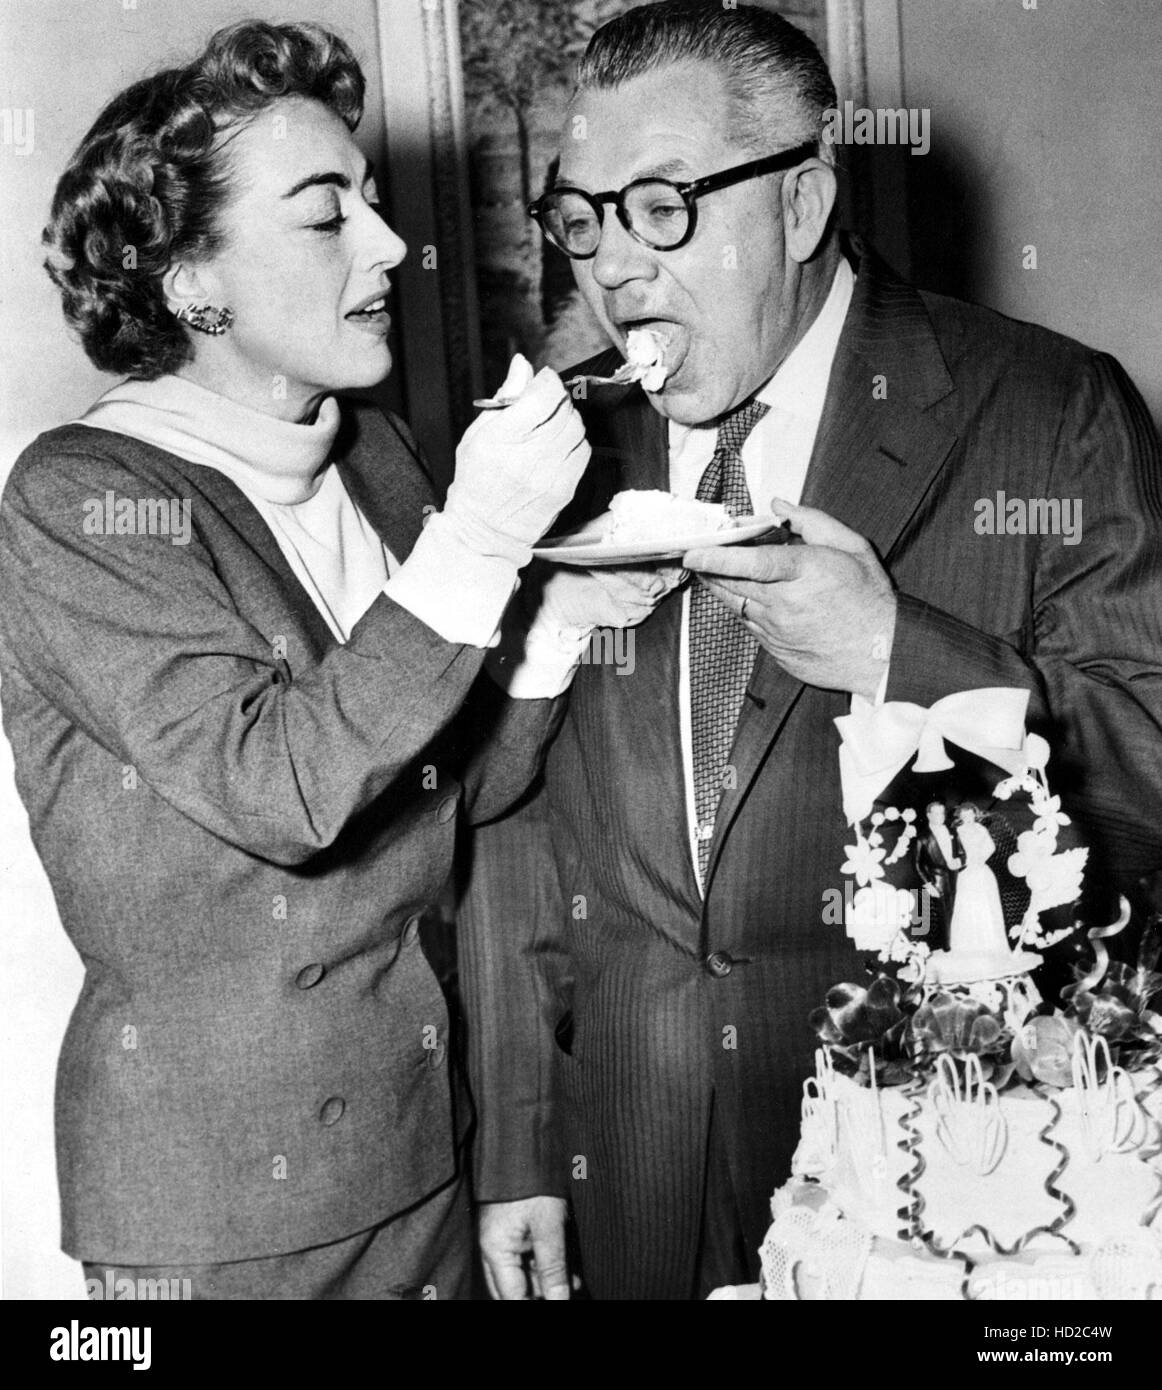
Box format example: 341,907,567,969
602,489,733,543
623,328,670,392
757,688,1162,1301
772,1037,1162,1294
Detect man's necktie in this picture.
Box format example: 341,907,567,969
689,398,770,882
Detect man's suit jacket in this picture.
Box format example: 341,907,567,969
914,827,957,943
0,400,561,1267
459,246,1162,1299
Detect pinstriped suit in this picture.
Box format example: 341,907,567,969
459,245,1162,1299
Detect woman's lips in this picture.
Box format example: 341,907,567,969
346,308,391,335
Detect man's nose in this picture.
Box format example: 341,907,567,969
588,211,659,292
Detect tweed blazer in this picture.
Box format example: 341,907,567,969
459,247,1162,1298
0,398,562,1264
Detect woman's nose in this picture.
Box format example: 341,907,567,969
362,205,407,270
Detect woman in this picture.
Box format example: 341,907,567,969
0,21,660,1300
947,804,1017,965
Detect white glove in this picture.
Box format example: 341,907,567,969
487,562,686,697
383,355,590,648
532,562,686,639
441,355,591,565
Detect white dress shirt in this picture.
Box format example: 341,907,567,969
673,258,855,889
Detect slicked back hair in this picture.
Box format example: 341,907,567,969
575,0,836,160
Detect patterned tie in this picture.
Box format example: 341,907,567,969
689,398,770,881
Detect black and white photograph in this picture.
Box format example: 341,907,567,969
1,0,1161,1344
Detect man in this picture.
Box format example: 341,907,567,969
459,0,1162,1299
914,801,961,944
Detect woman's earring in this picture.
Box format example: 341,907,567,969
175,302,234,335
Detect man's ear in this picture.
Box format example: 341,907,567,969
162,261,215,316
782,159,838,264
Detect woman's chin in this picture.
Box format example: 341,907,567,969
323,346,394,393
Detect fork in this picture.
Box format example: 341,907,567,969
472,365,641,408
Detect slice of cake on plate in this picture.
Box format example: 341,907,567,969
601,490,733,544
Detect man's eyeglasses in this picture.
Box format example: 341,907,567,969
528,142,818,259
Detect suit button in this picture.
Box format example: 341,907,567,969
427,1041,447,1069
295,963,325,990
705,950,734,979
402,914,422,947
436,795,458,824
319,1096,346,1126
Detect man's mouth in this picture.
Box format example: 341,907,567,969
616,315,674,337
616,316,689,385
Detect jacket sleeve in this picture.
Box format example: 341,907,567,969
885,352,1162,884
457,777,572,1201
0,440,497,867
458,678,568,827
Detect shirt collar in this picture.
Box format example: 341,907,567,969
667,256,855,449
755,255,854,423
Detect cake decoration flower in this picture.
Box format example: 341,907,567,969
911,992,1015,1086
1065,916,1162,1062
845,881,914,953
840,836,886,887
809,976,916,1084
1011,1014,1083,1088
1007,828,1088,949
1031,792,1071,838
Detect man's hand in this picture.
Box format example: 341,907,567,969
479,1196,571,1300
682,498,896,700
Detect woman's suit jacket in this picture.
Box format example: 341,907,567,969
0,399,561,1264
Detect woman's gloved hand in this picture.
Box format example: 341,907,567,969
383,355,591,649
442,355,590,564
529,561,686,638
486,561,686,698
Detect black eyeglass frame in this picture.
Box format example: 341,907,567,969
528,141,820,258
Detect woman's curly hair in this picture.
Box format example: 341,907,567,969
43,21,365,380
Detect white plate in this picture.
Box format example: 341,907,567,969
532,514,788,566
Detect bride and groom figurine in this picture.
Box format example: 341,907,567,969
915,802,1017,965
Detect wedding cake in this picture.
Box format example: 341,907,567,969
758,689,1162,1301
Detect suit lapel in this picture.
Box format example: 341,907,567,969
576,386,707,917
704,253,960,895
156,454,337,660
154,404,439,666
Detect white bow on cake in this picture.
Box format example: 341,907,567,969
834,687,1032,827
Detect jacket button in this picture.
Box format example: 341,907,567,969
295,963,325,990
705,950,734,979
402,914,422,947
427,1041,447,1069
319,1096,346,1126
436,795,458,824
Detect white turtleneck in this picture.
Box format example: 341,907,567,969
76,376,412,646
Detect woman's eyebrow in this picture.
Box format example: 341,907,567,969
283,159,376,200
